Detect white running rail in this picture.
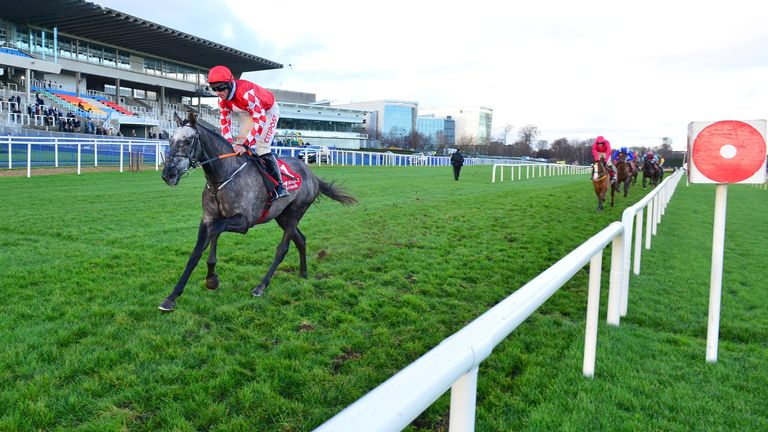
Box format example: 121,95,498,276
316,167,687,432
492,163,588,182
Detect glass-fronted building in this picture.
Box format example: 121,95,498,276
333,100,418,146
417,115,456,147
419,106,493,146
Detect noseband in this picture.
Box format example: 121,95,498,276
167,132,205,179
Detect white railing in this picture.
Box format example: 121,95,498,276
7,112,31,125
607,168,686,324
315,167,687,432
1,136,166,177
492,163,588,182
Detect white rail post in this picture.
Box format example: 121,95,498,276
77,142,81,175
706,184,728,363
492,164,497,183
54,138,59,167
26,141,31,178
94,142,98,167
583,251,602,377
120,143,124,173
606,234,624,326
644,202,653,249
449,366,479,432
7,136,11,169
155,142,160,171
633,211,644,275
620,212,635,318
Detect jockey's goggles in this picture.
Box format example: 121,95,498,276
211,82,230,92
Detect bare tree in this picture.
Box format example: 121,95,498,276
502,123,514,145
517,125,540,150
659,137,673,154
550,137,571,161
458,134,474,147
511,125,539,156
407,131,428,151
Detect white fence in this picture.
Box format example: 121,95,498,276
1,136,547,176
492,162,588,182
1,136,166,177
315,168,686,432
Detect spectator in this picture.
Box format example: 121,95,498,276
450,148,465,181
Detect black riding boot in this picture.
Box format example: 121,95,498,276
260,153,289,199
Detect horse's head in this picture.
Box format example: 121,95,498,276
162,112,203,186
591,161,604,181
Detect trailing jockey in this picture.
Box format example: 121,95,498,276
207,65,288,199
644,150,661,175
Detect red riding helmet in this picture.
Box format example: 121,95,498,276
207,65,234,84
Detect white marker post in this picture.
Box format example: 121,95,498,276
688,119,767,363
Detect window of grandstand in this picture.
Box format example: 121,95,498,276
117,51,131,70
58,39,75,59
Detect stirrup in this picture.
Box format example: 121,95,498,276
273,185,289,199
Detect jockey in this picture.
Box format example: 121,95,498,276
207,65,288,199
611,146,635,163
644,151,660,173
592,136,615,183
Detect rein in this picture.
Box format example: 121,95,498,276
197,152,239,167
176,133,246,190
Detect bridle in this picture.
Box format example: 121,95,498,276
169,128,240,177
170,127,249,191
592,161,607,181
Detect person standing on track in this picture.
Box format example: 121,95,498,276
450,148,465,180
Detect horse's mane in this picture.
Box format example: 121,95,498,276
191,117,231,148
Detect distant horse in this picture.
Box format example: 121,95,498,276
613,153,633,198
591,160,613,211
641,159,661,189
159,111,357,311
630,159,639,184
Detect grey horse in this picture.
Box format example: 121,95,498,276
159,111,356,311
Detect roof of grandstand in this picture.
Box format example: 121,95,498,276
1,0,282,74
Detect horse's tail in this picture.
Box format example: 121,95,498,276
318,178,358,205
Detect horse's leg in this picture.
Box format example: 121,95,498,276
610,183,615,207
252,228,294,297
292,227,308,279
159,222,211,311
205,232,221,290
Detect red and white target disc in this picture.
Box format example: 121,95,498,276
688,120,767,184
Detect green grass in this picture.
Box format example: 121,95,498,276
0,166,765,431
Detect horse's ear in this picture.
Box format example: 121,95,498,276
187,110,197,128
173,112,183,126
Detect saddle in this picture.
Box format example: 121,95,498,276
247,154,302,194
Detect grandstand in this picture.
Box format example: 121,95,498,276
0,0,370,148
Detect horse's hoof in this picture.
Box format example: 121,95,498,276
252,287,264,297
158,298,176,312
206,276,219,291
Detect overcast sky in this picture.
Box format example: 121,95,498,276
96,0,768,150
